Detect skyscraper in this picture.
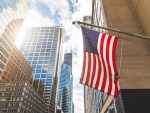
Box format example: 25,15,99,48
59,53,73,113
63,53,72,66
0,0,30,82
0,0,28,36
0,1,48,113
20,26,63,113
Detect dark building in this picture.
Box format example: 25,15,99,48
63,53,72,66
57,107,64,113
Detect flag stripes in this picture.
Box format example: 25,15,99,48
80,32,119,96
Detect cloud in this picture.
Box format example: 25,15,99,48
24,9,55,27
34,1,51,17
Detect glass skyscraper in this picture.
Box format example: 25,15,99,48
59,53,73,113
20,26,63,113
0,0,29,81
0,0,28,36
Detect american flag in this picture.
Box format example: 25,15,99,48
80,26,119,96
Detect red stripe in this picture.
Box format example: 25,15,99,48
99,34,107,92
112,37,118,75
112,36,119,96
106,36,112,95
90,54,96,87
80,52,86,83
85,53,91,85
114,78,118,96
95,55,101,89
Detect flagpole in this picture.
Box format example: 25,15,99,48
100,95,115,113
72,21,150,40
100,80,120,113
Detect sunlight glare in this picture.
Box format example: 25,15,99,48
15,20,27,49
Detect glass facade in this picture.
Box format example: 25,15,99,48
59,53,73,113
20,26,63,111
0,46,32,82
0,0,28,36
0,0,29,82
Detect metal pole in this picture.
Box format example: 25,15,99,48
72,21,150,40
100,95,114,113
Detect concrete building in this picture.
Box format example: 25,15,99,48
0,82,47,113
20,26,63,113
84,0,150,113
101,0,150,113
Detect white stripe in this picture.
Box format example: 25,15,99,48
92,54,99,88
88,54,93,85
98,55,104,90
97,34,104,90
97,34,102,53
103,35,110,93
82,52,89,84
109,36,115,95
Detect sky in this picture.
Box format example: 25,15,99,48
15,0,92,113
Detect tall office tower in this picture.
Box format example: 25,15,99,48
20,26,63,113
0,0,30,81
63,53,72,66
0,0,28,36
84,0,150,113
59,53,73,113
0,45,32,82
0,1,48,112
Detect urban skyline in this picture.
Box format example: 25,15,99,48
1,0,150,113
14,1,92,112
